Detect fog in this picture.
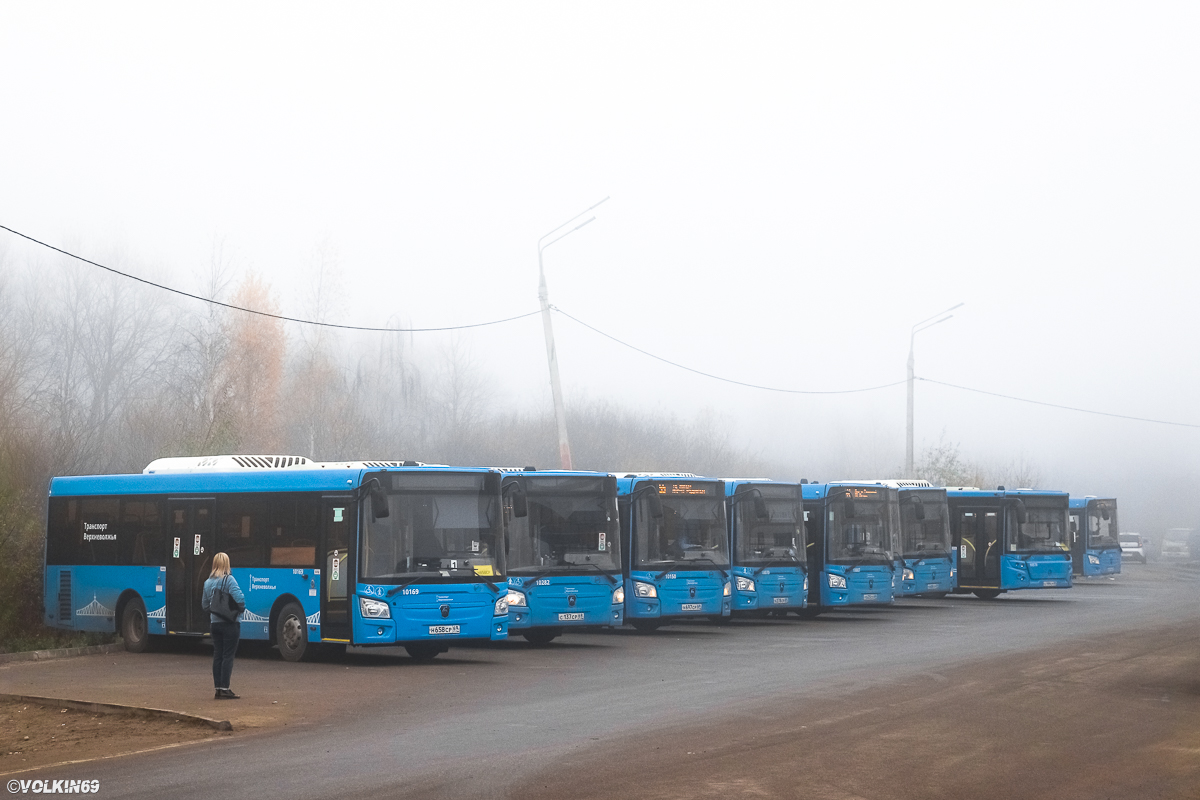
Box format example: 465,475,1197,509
2,3,1199,535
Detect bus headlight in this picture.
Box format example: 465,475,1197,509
359,596,391,619
1088,555,1100,565
735,576,755,592
828,574,847,589
506,590,527,607
803,576,809,591
902,569,915,581
633,581,657,598
494,596,509,616
723,582,731,597
612,586,625,604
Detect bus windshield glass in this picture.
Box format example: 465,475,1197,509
900,494,951,558
636,482,730,570
1007,499,1068,553
827,488,893,565
506,476,620,574
1087,501,1119,549
735,493,805,568
361,472,503,582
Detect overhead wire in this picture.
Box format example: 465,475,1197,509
0,224,541,333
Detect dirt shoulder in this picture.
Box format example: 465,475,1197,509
0,699,224,774
511,623,1200,800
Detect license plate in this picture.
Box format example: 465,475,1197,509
772,597,788,604
1042,581,1058,587
681,603,702,611
862,593,878,601
926,583,940,590
557,612,584,621
428,625,460,635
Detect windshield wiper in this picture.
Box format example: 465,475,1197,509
657,556,728,580
522,562,618,588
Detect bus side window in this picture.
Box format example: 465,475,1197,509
270,494,318,567
46,498,76,565
218,494,269,568
120,498,162,566
79,497,120,565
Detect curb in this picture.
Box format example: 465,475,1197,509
1,694,233,732
0,640,126,665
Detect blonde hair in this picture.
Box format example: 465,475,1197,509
211,552,231,577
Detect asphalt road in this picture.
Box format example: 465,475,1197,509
4,563,1198,798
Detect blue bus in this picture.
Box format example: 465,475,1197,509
44,456,510,661
799,481,897,616
723,479,807,615
877,481,956,598
617,474,731,631
1068,497,1121,577
499,469,624,644
946,487,1072,599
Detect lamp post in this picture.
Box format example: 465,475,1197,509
907,302,964,477
538,197,609,469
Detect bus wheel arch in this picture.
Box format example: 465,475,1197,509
271,596,312,662
117,592,150,653
972,589,1002,600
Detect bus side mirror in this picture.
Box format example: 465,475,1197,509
512,489,528,519
910,496,926,520
753,497,769,521
843,498,856,519
646,492,664,519
1100,505,1111,521
1012,499,1028,525
369,484,390,520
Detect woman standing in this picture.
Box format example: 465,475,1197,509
202,552,245,699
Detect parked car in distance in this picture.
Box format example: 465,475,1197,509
1118,532,1146,563
1161,528,1196,562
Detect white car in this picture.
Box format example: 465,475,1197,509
1118,533,1146,563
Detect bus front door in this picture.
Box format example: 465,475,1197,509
166,499,215,634
956,509,1001,589
321,499,355,642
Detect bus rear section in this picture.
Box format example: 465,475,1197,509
44,458,510,663
617,475,731,632
500,470,625,644
1068,497,1121,577
896,485,955,598
800,482,896,616
947,488,1073,599
724,480,807,615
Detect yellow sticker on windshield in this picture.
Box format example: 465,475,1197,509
473,565,494,576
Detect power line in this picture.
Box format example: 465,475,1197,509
0,224,541,333
552,306,907,395
916,377,1200,429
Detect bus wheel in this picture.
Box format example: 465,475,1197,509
405,643,442,661
276,602,310,662
523,630,558,645
120,598,150,653
972,589,1002,600
630,620,660,633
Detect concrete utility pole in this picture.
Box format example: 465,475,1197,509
907,302,963,477
538,197,609,469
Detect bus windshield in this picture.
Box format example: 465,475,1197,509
636,488,730,571
506,478,620,575
1087,502,1119,549
828,493,893,565
736,497,805,568
361,472,503,582
900,495,951,558
1007,501,1068,553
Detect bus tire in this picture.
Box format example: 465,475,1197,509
276,602,310,662
630,620,660,633
120,598,150,653
522,630,559,645
972,589,1002,600
405,642,442,661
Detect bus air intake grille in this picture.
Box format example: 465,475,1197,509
231,455,311,469
58,570,72,623
361,461,406,468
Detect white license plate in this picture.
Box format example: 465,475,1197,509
926,583,940,590
862,593,878,601
557,612,584,621
1042,581,1057,587
772,597,788,604
428,625,460,635
681,603,703,611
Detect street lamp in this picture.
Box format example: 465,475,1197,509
538,197,609,469
907,302,964,477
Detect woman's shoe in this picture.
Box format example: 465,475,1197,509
218,689,241,699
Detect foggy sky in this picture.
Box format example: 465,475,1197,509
2,3,1198,533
